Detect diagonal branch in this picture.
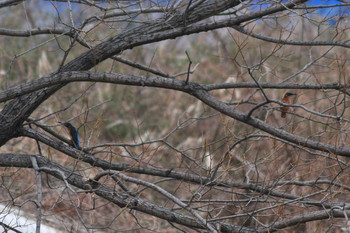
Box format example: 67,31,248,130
8,72,350,158
0,0,308,146
259,208,350,232
0,0,23,8
2,71,349,103
191,89,350,157
94,171,218,232
19,127,348,209
0,153,255,233
233,25,350,48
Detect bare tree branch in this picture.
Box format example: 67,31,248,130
0,0,23,8
0,153,255,233
2,0,350,231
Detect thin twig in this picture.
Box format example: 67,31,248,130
185,50,192,84
247,68,269,101
94,170,218,233
30,156,42,233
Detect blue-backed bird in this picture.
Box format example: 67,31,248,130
281,92,296,118
61,122,80,148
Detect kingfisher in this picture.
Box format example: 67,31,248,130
280,92,296,118
61,122,80,148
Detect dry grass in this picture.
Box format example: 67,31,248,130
1,7,350,232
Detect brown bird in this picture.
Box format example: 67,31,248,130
281,92,296,118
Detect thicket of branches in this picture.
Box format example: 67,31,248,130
1,0,350,232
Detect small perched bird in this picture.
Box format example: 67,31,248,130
61,122,80,148
281,92,296,118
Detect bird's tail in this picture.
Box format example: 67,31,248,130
281,111,286,118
